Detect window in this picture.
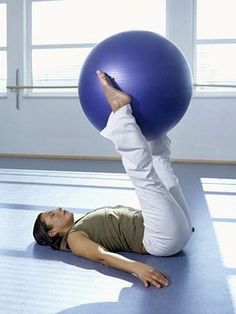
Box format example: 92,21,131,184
0,2,7,94
195,0,236,93
27,0,166,94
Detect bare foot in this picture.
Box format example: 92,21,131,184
96,70,131,112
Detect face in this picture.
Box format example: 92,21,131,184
41,207,74,238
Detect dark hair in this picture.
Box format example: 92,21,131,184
33,213,63,251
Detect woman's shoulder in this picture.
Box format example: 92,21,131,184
67,230,89,242
60,228,89,251
107,205,141,213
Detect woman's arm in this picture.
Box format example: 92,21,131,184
67,231,169,288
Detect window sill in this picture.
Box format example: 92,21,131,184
192,91,236,99
22,92,78,99
23,92,236,100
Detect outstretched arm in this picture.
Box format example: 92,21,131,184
67,231,169,289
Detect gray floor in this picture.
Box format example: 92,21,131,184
0,163,235,314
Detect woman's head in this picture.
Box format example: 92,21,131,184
33,208,74,250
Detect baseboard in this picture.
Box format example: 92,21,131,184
0,153,235,165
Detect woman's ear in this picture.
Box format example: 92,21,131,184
48,229,58,238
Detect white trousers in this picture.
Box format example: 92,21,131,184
101,105,192,256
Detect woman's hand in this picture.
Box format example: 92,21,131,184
134,262,169,288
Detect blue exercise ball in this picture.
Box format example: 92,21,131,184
78,30,192,140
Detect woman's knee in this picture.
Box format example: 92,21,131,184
143,229,191,257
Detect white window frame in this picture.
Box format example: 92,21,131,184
25,0,168,97
0,0,7,97
3,0,236,100
192,0,236,98
24,0,96,97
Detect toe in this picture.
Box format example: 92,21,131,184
96,70,106,79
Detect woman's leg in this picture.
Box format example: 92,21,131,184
148,135,192,229
101,106,192,256
97,71,192,256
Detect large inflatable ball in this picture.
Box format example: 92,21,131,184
78,30,192,140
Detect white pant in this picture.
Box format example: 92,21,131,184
101,105,192,256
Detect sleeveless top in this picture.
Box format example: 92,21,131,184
60,205,144,253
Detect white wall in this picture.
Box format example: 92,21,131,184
0,93,235,162
0,0,235,163
169,96,236,162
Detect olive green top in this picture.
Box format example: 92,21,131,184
60,205,144,253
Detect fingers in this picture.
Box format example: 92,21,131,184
150,280,161,289
142,279,149,288
145,269,169,289
137,265,170,289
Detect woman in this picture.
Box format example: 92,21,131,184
33,70,193,289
